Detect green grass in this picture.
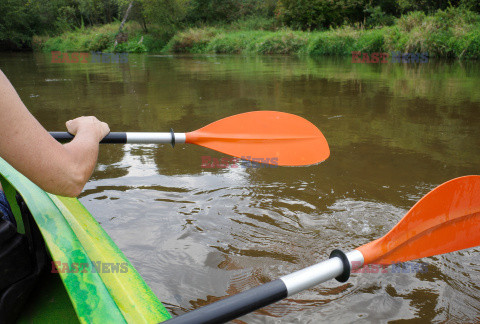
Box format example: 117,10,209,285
166,8,480,59
35,22,166,54
166,27,390,56
33,8,480,59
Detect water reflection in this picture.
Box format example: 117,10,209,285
1,52,479,322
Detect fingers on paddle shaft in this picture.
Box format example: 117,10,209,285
184,111,330,167
50,132,127,144
358,175,480,265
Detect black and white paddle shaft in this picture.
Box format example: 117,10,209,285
50,131,186,146
164,250,363,324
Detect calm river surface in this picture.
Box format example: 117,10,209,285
1,52,480,323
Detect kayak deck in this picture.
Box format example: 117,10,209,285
0,157,171,323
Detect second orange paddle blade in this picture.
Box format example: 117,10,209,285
358,175,480,265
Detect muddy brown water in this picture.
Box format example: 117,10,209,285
1,52,480,323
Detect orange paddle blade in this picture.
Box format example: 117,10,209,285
358,175,480,265
185,111,329,166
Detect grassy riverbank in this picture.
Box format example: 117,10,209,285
33,23,166,53
35,8,480,59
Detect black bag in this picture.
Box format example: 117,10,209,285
0,194,49,323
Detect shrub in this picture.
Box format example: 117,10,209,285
459,30,480,59
126,39,148,53
354,29,386,52
88,33,113,51
254,31,308,54
277,0,367,30
384,26,411,51
167,28,218,53
307,32,356,56
142,34,169,52
396,11,427,32
207,33,247,53
365,6,395,28
54,6,77,33
277,0,341,30
186,0,273,24
141,0,189,34
460,0,480,13
229,16,278,31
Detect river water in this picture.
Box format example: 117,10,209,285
1,52,480,323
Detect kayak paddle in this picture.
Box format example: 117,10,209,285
50,111,329,167
164,175,480,323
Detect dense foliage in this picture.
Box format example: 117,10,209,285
1,0,480,52
160,8,480,59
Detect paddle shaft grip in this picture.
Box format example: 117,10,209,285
165,250,364,324
50,132,126,144
50,132,187,145
165,279,287,324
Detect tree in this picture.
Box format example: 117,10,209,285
277,0,362,30
140,0,189,34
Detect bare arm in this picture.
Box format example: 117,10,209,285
0,70,109,197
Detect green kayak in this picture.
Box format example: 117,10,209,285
0,157,171,323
